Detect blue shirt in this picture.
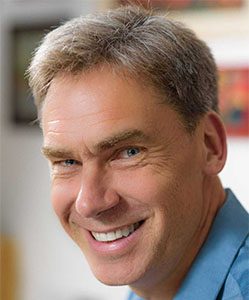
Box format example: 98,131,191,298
128,189,249,300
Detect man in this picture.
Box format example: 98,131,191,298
28,5,248,300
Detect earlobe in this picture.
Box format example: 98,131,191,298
202,111,227,175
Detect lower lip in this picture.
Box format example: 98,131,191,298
86,222,144,256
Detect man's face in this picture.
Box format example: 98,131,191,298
42,67,206,288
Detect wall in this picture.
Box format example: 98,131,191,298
1,1,248,300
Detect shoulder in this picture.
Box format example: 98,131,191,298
219,235,249,300
127,291,143,300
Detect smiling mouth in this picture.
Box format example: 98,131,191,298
91,220,144,242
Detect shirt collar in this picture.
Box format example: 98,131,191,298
174,189,249,300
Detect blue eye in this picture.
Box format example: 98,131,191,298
51,159,80,175
126,148,140,157
119,147,140,159
62,159,77,166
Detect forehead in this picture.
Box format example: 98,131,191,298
43,68,159,113
41,67,183,151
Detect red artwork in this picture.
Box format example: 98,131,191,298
218,67,249,137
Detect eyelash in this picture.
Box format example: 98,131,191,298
109,147,146,165
52,159,80,168
62,159,78,166
114,147,141,159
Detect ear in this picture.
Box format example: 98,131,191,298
202,111,227,175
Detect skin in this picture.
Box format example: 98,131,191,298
42,66,227,300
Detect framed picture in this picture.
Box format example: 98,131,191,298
119,0,244,10
11,20,66,125
218,67,249,137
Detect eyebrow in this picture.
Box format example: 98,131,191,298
41,147,75,159
94,129,148,152
41,129,148,159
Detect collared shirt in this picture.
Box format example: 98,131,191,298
127,189,249,300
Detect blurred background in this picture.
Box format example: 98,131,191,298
0,0,248,299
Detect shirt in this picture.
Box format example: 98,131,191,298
127,189,249,300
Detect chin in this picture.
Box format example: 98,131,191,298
89,260,146,286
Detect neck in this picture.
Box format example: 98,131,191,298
130,176,226,300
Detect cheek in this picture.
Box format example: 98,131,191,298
51,179,79,222
113,167,173,207
113,164,201,233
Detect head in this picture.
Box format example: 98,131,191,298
28,5,227,297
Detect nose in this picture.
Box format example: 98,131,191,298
75,166,120,218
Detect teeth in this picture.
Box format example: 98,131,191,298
121,227,130,237
115,229,122,239
92,222,140,242
107,232,116,241
99,233,107,242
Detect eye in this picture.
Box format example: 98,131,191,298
118,147,141,159
50,159,81,177
52,159,79,168
61,159,78,167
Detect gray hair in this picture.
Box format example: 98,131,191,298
28,5,218,131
